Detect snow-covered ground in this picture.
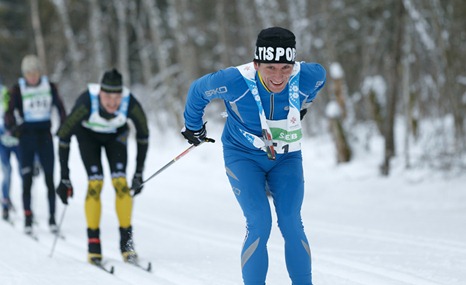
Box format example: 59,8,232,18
1,126,465,285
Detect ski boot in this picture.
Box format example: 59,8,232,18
49,215,58,234
87,228,103,264
2,208,8,221
24,211,33,234
120,226,138,263
2,198,14,221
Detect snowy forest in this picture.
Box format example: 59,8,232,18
0,0,465,175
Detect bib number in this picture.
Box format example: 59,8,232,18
267,119,302,154
23,92,52,122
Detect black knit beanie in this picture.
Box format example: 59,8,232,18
101,68,123,93
254,27,296,64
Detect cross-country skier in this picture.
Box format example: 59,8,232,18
0,81,21,221
4,55,67,234
181,27,326,285
55,69,149,265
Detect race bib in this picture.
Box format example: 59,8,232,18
267,119,302,154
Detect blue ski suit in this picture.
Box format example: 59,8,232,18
0,85,20,212
183,61,326,285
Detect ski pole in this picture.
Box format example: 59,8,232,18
49,205,68,258
132,137,215,190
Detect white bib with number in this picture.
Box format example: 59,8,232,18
19,76,52,122
236,62,302,155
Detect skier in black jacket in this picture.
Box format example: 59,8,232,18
5,55,67,234
55,69,149,265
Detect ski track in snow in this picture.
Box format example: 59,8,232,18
1,131,465,285
313,222,466,254
143,214,455,285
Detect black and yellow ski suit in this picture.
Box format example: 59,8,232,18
56,84,149,240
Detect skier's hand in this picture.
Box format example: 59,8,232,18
131,172,144,196
0,132,19,147
181,123,207,146
56,179,73,205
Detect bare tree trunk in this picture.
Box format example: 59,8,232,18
129,0,151,85
254,0,279,28
326,101,351,163
236,0,256,46
88,0,105,80
114,0,130,85
171,0,196,83
381,0,404,176
144,0,186,128
168,0,194,128
402,23,412,169
142,0,169,79
330,118,352,163
216,0,230,67
288,0,311,58
430,0,465,151
333,78,347,119
367,88,385,135
50,0,82,84
30,0,47,73
329,64,352,163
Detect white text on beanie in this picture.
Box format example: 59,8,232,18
253,27,296,64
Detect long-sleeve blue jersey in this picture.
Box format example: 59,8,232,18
183,61,326,152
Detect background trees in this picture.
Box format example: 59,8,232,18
0,0,464,174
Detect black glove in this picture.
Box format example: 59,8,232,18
131,172,144,196
300,109,308,120
9,124,22,138
56,179,73,205
181,123,207,146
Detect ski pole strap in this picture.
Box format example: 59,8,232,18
261,129,276,160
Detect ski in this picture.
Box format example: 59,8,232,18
51,231,66,240
25,232,39,241
3,218,14,226
126,259,152,272
92,260,115,274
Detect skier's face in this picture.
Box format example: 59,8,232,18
100,91,122,114
24,71,41,86
254,62,293,93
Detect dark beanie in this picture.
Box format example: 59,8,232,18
254,27,296,64
100,68,123,93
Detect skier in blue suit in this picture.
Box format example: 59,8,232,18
0,83,21,221
181,27,326,285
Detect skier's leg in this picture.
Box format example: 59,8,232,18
105,132,136,261
111,175,132,228
85,178,103,230
111,174,136,261
19,133,35,231
0,144,12,218
224,148,271,285
36,132,56,226
77,134,104,263
268,151,312,285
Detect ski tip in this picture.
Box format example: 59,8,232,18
147,262,152,272
110,266,115,274
25,233,39,241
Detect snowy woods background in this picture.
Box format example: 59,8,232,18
0,0,465,175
